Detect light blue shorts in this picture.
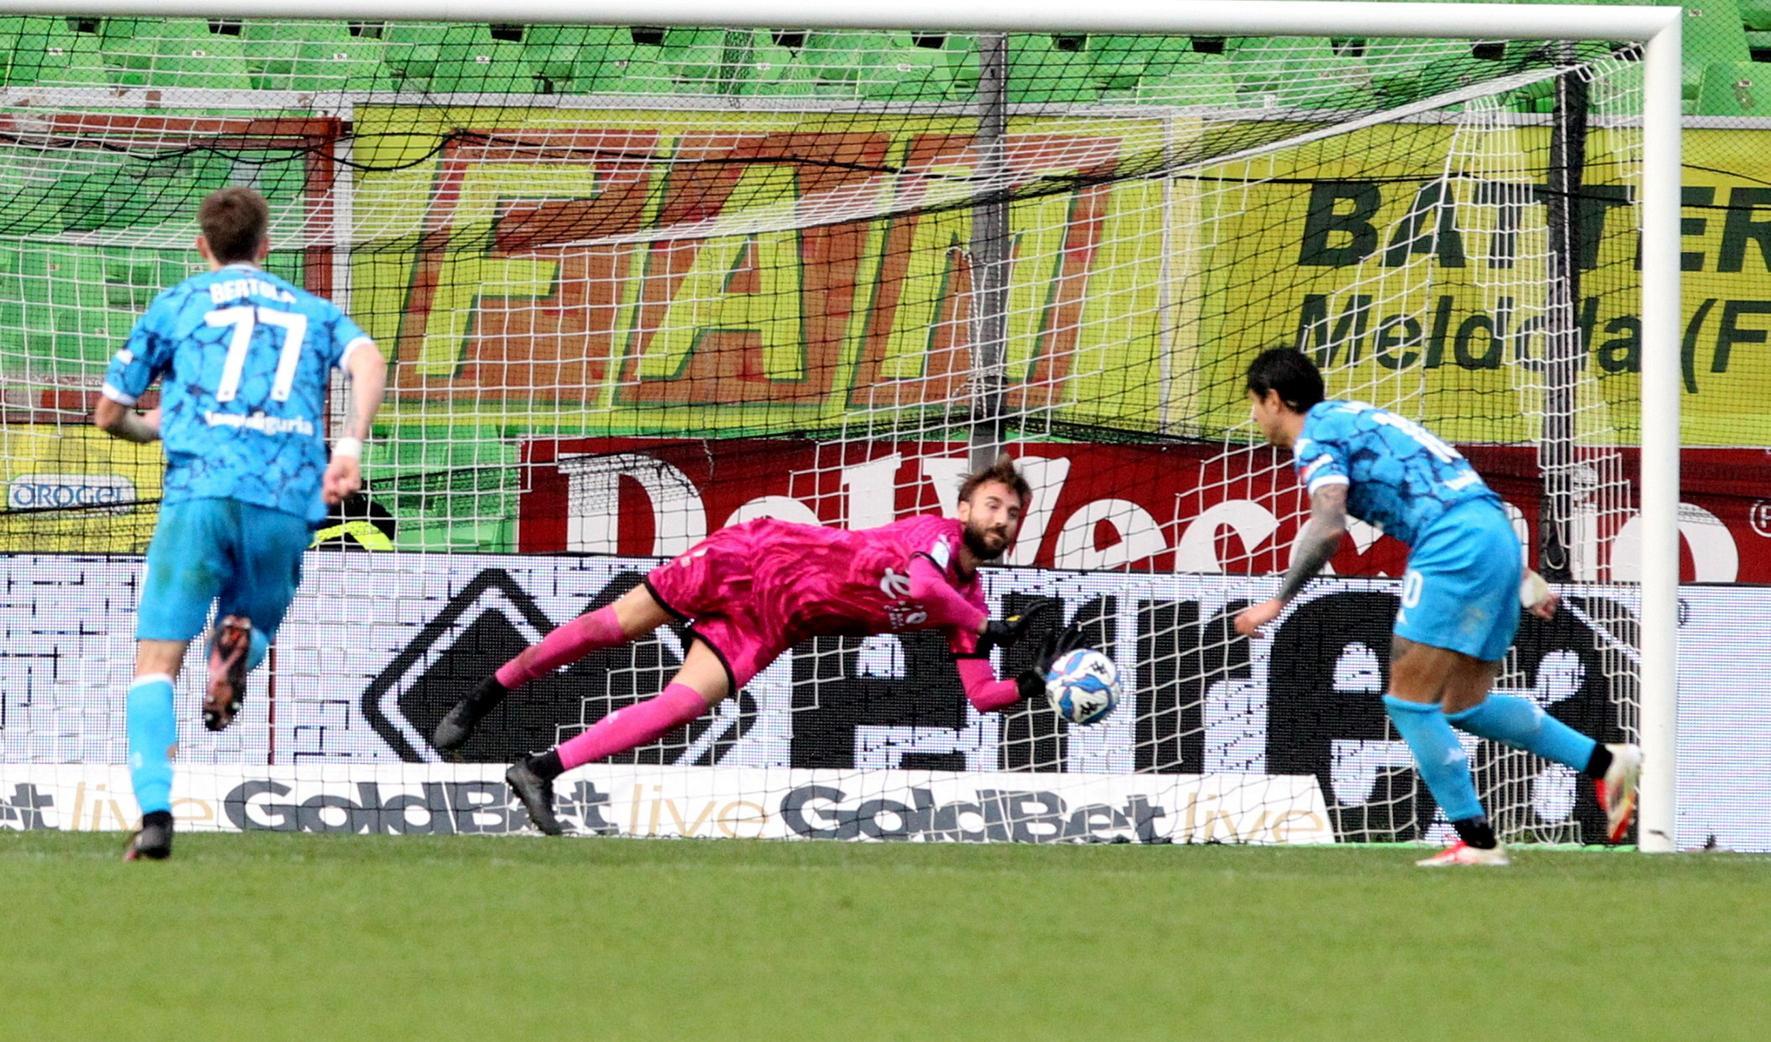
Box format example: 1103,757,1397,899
1394,500,1524,663
137,498,311,643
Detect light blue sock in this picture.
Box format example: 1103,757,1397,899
126,675,177,816
1383,695,1485,822
245,627,269,672
1446,694,1597,773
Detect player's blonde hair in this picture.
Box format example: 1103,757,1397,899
199,187,269,264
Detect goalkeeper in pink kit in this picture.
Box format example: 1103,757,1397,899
433,456,1078,835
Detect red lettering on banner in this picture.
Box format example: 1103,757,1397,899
394,129,661,403
518,438,1771,583
618,131,892,408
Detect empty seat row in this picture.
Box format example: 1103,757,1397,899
0,17,1559,110
3,14,1765,113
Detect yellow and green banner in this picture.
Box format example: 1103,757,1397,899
352,107,1771,447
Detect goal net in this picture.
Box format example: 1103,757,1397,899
0,13,1653,846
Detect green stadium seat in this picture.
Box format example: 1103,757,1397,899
874,45,969,101
1102,36,1320,106
732,57,827,97
432,46,534,91
95,14,154,80
108,18,254,91
799,30,964,101
1087,34,1171,94
55,251,110,311
430,28,543,95
932,34,984,102
787,27,863,84
29,144,222,235
1007,34,1103,104
520,22,582,81
1130,51,1238,107
111,152,233,228
523,24,615,90
0,249,114,364
104,256,147,311
1233,36,1381,109
1683,0,1752,98
240,19,391,92
98,16,156,40
726,33,829,98
378,22,449,85
0,246,51,355
0,168,61,242
1226,36,1332,94
1697,60,1771,114
2,16,111,89
650,27,732,92
563,31,648,93
0,241,22,333
132,250,196,292
564,27,672,94
247,17,357,44
102,250,192,312
1359,37,1473,101
572,27,812,97
261,250,304,287
41,154,130,233
542,26,645,94
1421,51,1506,97
9,250,52,310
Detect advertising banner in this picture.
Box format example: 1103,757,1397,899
0,425,163,552
0,763,1332,845
1194,126,1771,448
349,108,1771,446
3,109,1769,451
9,552,1733,847
17,110,1771,556
516,436,1771,583
350,106,1167,437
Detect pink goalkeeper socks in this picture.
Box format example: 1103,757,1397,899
556,683,711,771
496,606,625,688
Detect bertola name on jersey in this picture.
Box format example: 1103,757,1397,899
208,276,298,307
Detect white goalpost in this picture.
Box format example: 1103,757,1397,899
0,1,1680,851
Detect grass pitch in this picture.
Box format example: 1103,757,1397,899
4,834,1764,1042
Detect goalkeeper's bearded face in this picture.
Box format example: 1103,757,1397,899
958,480,1023,561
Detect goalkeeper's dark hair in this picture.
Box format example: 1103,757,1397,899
958,455,1032,511
198,187,269,264
1245,347,1325,413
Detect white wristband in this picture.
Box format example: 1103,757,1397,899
333,437,364,459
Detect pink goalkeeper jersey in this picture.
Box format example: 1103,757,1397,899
648,514,987,651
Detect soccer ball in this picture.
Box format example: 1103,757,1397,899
1044,648,1120,726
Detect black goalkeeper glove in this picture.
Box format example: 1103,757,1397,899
1013,621,1089,702
976,598,1062,658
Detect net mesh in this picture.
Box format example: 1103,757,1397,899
0,17,1646,845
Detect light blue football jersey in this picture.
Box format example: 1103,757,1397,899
1293,400,1500,547
103,263,372,526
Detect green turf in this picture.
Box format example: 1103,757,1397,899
4,833,1765,1042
